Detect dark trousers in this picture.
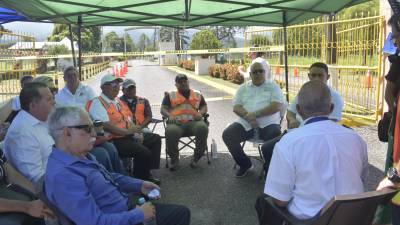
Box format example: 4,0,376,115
152,203,191,225
112,133,161,179
91,141,124,173
255,196,284,225
261,134,284,177
0,184,44,225
222,122,281,168
392,203,400,225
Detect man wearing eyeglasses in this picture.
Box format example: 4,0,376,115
45,106,190,225
222,61,285,178
87,74,161,184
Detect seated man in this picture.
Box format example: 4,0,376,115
222,61,284,178
255,80,368,225
161,74,208,171
261,62,344,176
45,106,190,225
4,82,55,186
120,79,153,133
55,66,122,173
87,74,161,183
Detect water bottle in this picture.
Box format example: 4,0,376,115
211,139,218,159
138,197,157,225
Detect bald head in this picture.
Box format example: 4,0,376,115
296,80,333,120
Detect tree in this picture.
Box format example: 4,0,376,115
137,33,152,51
104,31,123,52
250,34,272,46
190,29,222,50
207,26,244,48
44,44,69,66
47,24,101,52
123,33,136,52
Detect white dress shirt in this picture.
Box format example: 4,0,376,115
55,83,96,110
233,80,285,131
4,110,54,185
264,119,368,219
288,86,343,122
11,95,21,111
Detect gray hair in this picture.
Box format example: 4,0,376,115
48,106,88,141
297,80,332,118
250,60,271,80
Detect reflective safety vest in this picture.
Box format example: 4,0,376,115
392,97,400,205
86,96,133,139
169,89,201,123
133,97,146,125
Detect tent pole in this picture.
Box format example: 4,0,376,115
283,11,289,102
77,15,82,80
68,24,76,67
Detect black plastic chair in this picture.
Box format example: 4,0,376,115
262,188,398,225
163,114,211,168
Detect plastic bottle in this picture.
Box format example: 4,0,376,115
138,197,157,225
211,139,218,159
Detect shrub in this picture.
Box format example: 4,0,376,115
208,64,214,76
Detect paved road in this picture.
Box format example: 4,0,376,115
84,60,387,225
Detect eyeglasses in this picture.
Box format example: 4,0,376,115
65,124,94,134
251,69,265,74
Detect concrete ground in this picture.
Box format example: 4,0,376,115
84,60,387,225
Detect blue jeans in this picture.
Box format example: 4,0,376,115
222,122,281,168
91,142,123,173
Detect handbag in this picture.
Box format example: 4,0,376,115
378,111,393,142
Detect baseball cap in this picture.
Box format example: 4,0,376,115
122,79,136,89
100,74,123,86
175,74,188,83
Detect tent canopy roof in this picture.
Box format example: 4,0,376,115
0,0,367,27
0,7,28,24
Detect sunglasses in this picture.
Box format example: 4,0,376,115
251,69,265,74
66,124,94,134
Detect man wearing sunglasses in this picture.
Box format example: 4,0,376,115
87,74,161,184
222,61,285,178
45,106,190,225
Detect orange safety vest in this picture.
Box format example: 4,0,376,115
169,89,201,123
133,97,146,126
86,96,133,139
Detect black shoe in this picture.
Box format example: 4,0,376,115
235,164,254,178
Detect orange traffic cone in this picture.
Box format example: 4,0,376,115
274,67,281,75
364,70,372,88
293,67,299,77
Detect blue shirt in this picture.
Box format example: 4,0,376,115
45,148,144,225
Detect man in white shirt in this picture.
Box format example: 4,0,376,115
4,82,55,186
55,66,123,173
55,66,96,109
255,80,368,225
261,62,344,178
222,62,285,178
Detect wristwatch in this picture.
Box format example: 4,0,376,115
387,167,400,183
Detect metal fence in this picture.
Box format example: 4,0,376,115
245,13,385,125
